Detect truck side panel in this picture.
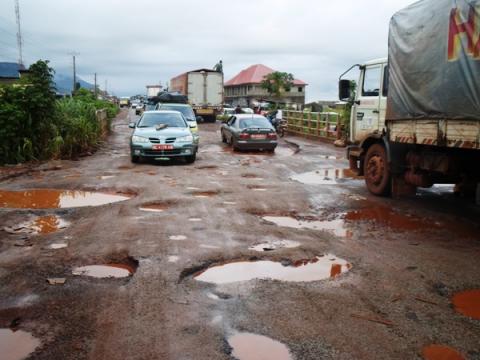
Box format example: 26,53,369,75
389,120,480,149
170,73,188,96
187,73,205,106
206,72,223,106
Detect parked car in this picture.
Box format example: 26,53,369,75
217,108,235,123
155,103,200,136
129,111,198,164
242,108,254,114
144,103,156,112
220,114,277,152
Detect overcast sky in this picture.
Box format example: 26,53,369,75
0,0,415,101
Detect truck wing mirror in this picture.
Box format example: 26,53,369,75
339,79,352,101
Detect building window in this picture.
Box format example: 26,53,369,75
298,87,303,92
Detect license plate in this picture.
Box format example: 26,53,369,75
196,109,214,115
251,134,266,140
152,144,173,150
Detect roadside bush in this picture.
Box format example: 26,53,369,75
0,60,119,164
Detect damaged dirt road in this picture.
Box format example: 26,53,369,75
0,109,479,360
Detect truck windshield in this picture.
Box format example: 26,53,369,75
159,105,196,121
138,113,186,128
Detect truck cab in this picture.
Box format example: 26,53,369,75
349,58,388,144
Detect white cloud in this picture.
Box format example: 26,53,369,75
0,0,415,100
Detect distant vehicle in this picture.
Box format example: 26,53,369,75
155,103,200,136
170,69,224,122
129,111,198,164
119,98,130,108
242,108,254,114
146,85,162,98
144,103,156,112
131,100,140,109
135,103,144,115
217,108,235,123
221,114,277,152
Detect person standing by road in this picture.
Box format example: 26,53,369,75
235,105,242,114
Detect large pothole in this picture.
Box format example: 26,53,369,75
0,328,40,360
72,256,138,279
0,189,132,209
228,332,292,360
291,168,361,185
194,254,351,284
3,215,69,235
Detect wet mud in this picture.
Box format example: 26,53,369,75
291,168,361,185
452,290,480,320
421,345,465,360
0,328,40,360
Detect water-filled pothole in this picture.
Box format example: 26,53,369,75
194,254,351,284
0,189,131,209
452,289,480,320
196,165,218,170
0,328,41,360
344,206,434,231
291,168,360,185
192,191,219,198
139,201,175,213
72,263,136,278
228,332,292,360
3,215,69,235
247,185,268,192
248,240,301,252
421,345,464,360
263,216,350,237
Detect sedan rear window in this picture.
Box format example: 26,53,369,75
239,117,272,129
138,113,186,128
159,105,196,121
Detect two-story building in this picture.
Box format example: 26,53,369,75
224,64,307,109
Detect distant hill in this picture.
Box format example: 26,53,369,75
54,73,94,94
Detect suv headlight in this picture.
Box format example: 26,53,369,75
132,135,149,143
176,135,193,142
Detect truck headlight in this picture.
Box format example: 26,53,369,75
176,135,193,142
132,135,149,143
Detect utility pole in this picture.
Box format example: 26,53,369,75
14,0,23,66
94,73,97,98
68,52,79,95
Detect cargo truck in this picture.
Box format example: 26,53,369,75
339,0,480,202
170,69,223,122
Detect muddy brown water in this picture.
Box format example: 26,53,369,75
0,189,131,209
344,205,434,231
421,344,465,360
291,168,361,185
139,201,173,212
192,191,219,198
0,329,41,360
4,215,68,235
452,289,480,320
228,332,292,360
194,254,351,284
72,264,135,278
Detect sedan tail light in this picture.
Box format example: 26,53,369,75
267,132,277,140
239,133,250,139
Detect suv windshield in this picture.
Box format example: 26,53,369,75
239,117,272,129
159,105,196,121
137,113,186,128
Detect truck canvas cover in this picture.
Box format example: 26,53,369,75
387,0,480,121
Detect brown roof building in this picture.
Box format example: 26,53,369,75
224,64,307,109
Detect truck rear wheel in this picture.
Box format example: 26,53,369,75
364,144,391,196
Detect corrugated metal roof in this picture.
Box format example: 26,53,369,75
0,62,25,79
225,64,306,86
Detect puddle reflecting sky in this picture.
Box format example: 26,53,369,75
291,169,360,185
228,333,292,360
195,254,351,284
72,264,133,278
263,216,350,237
0,329,40,360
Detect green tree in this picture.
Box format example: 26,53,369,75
260,71,294,108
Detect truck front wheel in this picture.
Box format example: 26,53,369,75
364,144,391,196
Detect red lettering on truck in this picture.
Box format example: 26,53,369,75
448,6,480,61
